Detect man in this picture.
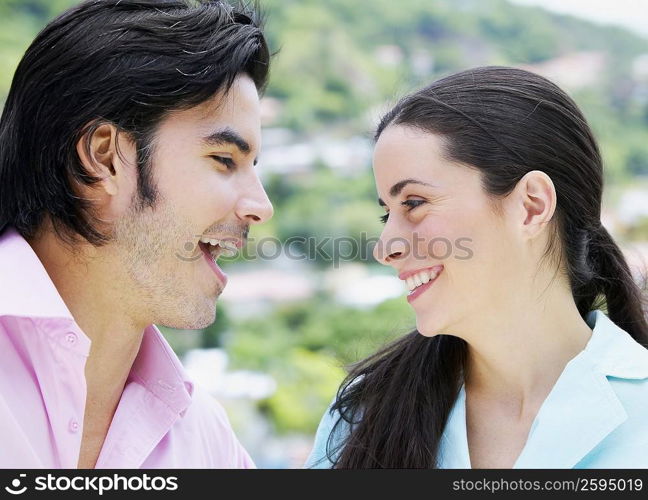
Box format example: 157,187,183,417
0,0,273,468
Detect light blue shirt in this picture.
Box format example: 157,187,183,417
305,309,648,468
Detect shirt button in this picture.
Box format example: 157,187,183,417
65,333,77,345
68,419,80,433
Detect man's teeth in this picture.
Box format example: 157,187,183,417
406,269,439,292
199,236,238,258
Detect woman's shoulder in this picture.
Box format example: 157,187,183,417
576,375,648,467
304,376,368,469
572,310,648,466
304,402,351,469
584,310,648,410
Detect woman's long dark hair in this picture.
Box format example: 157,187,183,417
329,66,648,468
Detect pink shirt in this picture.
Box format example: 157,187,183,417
0,227,254,468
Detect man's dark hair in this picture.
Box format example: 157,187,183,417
0,0,270,245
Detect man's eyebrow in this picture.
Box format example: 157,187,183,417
202,127,251,155
378,178,437,206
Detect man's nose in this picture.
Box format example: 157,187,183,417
235,173,274,225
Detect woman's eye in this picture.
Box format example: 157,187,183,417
402,199,425,210
379,200,425,224
210,155,235,170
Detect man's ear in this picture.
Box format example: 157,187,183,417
76,122,123,197
514,170,557,241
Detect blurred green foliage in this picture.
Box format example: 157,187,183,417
2,0,648,181
622,216,648,242
259,348,345,433
269,168,383,267
226,297,413,432
226,296,412,369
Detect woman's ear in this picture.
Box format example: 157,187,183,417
515,170,557,240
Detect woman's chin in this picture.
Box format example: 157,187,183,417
415,318,443,337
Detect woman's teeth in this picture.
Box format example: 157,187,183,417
199,236,238,258
406,269,439,293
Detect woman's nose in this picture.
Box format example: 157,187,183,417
373,233,410,266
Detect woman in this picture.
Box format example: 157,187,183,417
305,66,648,468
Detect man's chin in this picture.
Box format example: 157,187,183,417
158,303,218,331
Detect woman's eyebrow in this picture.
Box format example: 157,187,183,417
378,178,437,205
389,178,436,197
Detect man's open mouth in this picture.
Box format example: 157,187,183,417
198,236,240,260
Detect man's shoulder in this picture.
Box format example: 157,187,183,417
187,384,232,426
179,383,233,434
174,382,255,467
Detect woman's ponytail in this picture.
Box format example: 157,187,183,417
573,223,648,345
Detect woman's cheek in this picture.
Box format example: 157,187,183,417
415,217,459,261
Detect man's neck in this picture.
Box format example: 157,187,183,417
27,226,148,467
77,332,144,468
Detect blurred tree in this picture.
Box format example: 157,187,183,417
627,149,648,178
259,348,345,433
202,305,230,348
227,297,413,434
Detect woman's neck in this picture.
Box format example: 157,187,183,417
462,290,593,416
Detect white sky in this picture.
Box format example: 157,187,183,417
509,0,648,38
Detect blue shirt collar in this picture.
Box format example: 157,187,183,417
439,309,648,468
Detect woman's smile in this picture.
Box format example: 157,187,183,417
399,265,444,303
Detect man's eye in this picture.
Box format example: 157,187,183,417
210,155,235,169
